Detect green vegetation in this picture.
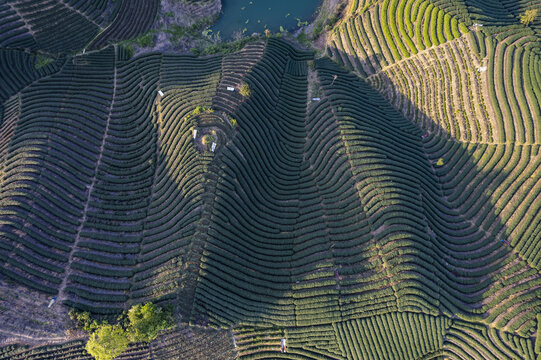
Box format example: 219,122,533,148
134,31,155,48
312,20,324,38
166,17,215,43
296,30,310,46
193,36,255,56
0,1,540,360
125,303,173,343
34,54,54,69
201,134,215,145
70,309,101,332
117,28,158,50
73,303,172,360
86,324,129,360
228,116,237,127
520,9,538,26
188,106,214,118
239,82,252,97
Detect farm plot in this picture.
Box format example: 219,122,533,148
0,44,227,315
234,324,344,359
60,50,162,314
331,0,541,144
0,46,116,297
366,34,492,143
0,0,37,50
0,31,539,359
314,57,541,340
191,39,313,328
0,325,235,360
131,54,222,316
88,0,159,50
1,0,103,54
0,49,64,104
191,39,540,348
333,312,451,360
0,0,154,54
213,41,266,115
332,0,468,74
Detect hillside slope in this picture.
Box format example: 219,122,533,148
0,0,158,54
0,0,539,359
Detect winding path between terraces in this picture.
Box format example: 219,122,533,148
56,46,118,303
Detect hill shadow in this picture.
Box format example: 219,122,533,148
333,57,541,338
186,39,540,345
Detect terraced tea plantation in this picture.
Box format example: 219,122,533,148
0,0,540,359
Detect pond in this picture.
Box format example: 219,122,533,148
210,0,322,40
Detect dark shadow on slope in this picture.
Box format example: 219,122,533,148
0,48,226,325
186,38,540,353
88,0,159,50
0,37,538,358
315,56,540,351
188,39,315,328
0,47,239,357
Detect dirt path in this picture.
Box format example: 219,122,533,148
56,45,118,303
6,1,36,36
59,0,103,29
364,36,464,80
0,328,69,345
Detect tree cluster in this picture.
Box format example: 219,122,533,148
70,303,173,360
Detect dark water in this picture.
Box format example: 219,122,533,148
210,0,321,40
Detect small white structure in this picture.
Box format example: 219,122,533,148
477,66,487,73
211,142,217,152
48,297,56,308
227,86,235,92
232,338,237,348
82,49,86,54
158,90,164,97
281,338,287,353
311,98,321,101
193,129,198,139
473,23,483,27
